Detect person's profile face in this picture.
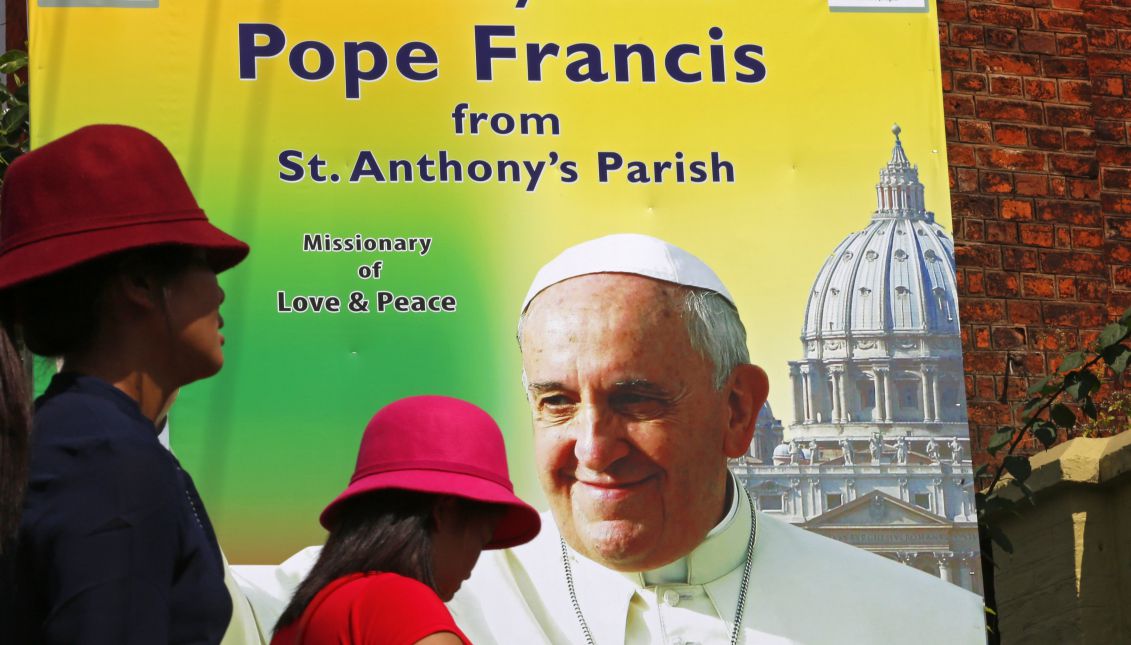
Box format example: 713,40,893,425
160,256,226,385
430,501,498,601
521,274,733,572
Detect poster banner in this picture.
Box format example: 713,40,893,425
30,0,985,633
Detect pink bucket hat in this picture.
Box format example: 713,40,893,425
320,395,541,549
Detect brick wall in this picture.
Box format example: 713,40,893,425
940,0,1131,469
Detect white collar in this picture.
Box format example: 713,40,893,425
593,471,749,588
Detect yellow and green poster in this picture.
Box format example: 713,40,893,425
30,1,983,607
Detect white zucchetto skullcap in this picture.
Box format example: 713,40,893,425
521,233,734,313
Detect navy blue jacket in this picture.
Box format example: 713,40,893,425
1,373,232,643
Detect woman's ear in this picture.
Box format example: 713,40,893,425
431,496,460,534
722,363,770,459
110,268,164,314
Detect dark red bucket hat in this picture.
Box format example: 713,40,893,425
0,124,249,290
321,395,541,549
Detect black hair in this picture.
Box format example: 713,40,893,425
0,244,204,553
274,490,501,634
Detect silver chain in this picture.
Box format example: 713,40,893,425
561,501,757,645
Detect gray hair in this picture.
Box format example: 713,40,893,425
517,286,749,390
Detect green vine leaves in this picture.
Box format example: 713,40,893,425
0,49,29,181
978,306,1131,554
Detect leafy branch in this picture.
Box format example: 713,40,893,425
977,306,1131,553
0,49,29,181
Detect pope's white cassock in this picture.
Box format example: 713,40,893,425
232,473,986,645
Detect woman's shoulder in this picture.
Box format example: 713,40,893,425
297,573,466,644
319,572,446,608
33,375,160,452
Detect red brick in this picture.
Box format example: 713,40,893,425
966,350,1009,373
1107,241,1131,263
1103,195,1131,215
1056,226,1072,247
969,5,1036,29
1008,299,1043,324
953,195,998,217
1040,250,1107,275
959,119,994,143
956,244,1002,268
1043,57,1089,78
1019,223,1057,246
1028,127,1064,150
965,218,986,241
1109,216,1131,239
946,94,977,117
1058,79,1092,104
1049,153,1098,176
1047,105,1093,126
977,97,1045,122
1024,78,1058,100
955,72,988,92
1067,178,1098,200
974,375,997,399
981,170,1015,192
1104,167,1131,189
1022,274,1056,297
972,326,992,349
1089,53,1131,74
1093,77,1124,97
952,25,986,46
949,143,977,166
968,270,986,294
1043,302,1109,326
1019,30,1058,54
1003,247,1041,270
1091,7,1131,29
1059,276,1077,298
1036,200,1101,225
957,167,980,192
1115,266,1131,289
1078,278,1112,302
1051,0,1082,10
1089,30,1120,51
1050,176,1067,197
973,51,1040,74
1096,120,1127,143
1095,97,1131,119
1057,35,1088,56
995,124,1029,146
986,272,1021,296
942,47,973,70
979,148,1046,170
961,298,1008,323
990,75,1024,96
1015,173,1050,195
992,326,1027,348
1064,130,1096,152
939,0,968,21
1072,228,1104,249
987,27,1020,50
987,221,1019,243
1037,9,1086,32
1002,198,1035,220
1097,145,1131,165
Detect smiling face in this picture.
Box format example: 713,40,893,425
520,274,738,571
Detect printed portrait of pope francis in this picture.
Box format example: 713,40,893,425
233,233,986,645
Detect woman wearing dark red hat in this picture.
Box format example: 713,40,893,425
0,125,250,643
271,395,540,645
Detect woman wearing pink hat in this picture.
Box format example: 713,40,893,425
0,125,250,643
271,395,540,645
